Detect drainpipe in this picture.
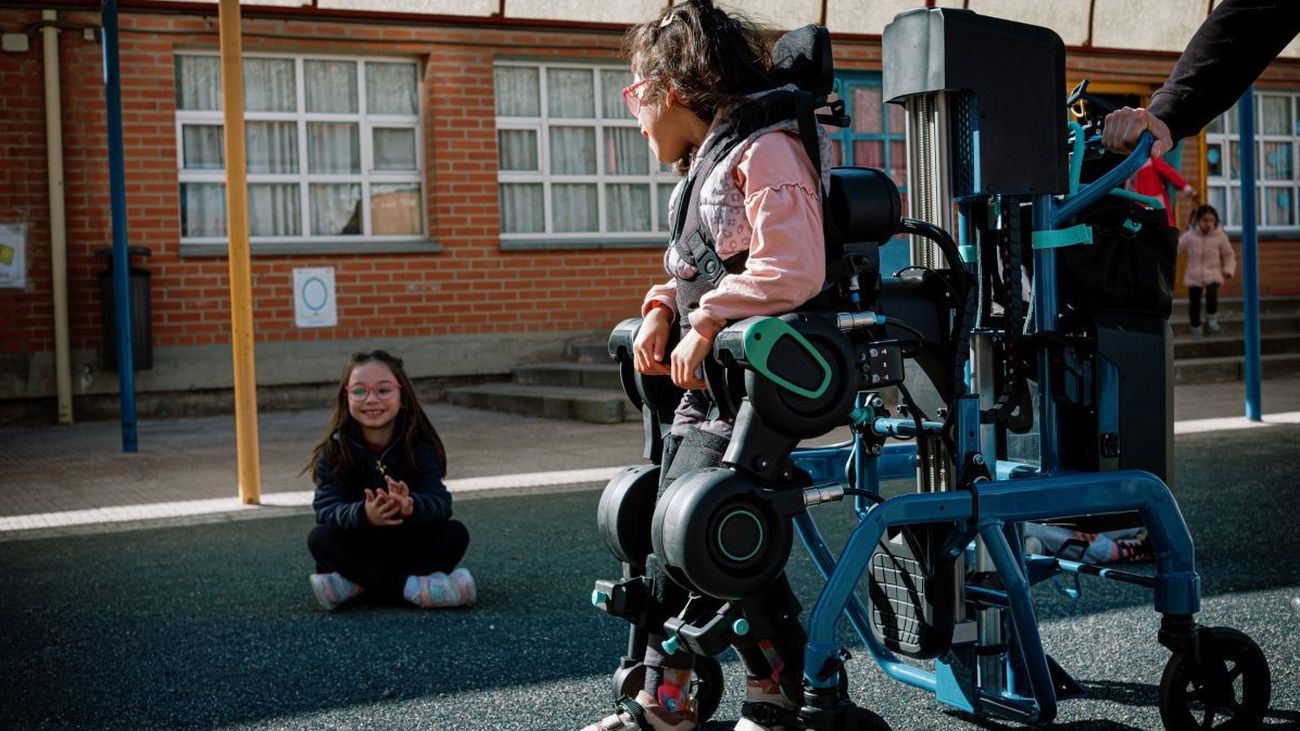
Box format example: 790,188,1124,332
42,10,73,425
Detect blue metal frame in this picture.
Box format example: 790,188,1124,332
781,130,1202,726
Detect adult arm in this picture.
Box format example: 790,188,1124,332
1147,0,1300,143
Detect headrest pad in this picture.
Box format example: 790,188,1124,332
770,25,834,99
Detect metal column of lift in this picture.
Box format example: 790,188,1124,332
902,89,1007,690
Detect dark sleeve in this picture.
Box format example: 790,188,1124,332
312,457,367,530
404,444,453,525
1147,0,1300,143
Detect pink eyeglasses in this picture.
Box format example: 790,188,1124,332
346,381,401,402
622,77,654,117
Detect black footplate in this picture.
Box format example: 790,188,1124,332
867,525,955,659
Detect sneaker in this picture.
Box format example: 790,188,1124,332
1206,315,1222,334
1110,533,1155,563
580,691,698,731
403,572,470,608
448,567,477,606
309,572,363,611
735,677,799,731
1188,325,1204,339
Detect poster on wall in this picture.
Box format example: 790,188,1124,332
0,223,27,289
293,267,337,328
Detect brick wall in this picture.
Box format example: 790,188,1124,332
2,9,1299,387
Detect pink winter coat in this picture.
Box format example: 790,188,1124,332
1179,225,1236,288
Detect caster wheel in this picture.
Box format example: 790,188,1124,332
611,656,723,723
1159,626,1271,730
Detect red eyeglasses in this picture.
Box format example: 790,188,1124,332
622,77,654,117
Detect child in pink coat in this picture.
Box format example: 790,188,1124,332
1179,204,1235,338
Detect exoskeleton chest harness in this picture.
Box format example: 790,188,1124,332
669,89,830,336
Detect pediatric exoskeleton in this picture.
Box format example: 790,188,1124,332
592,9,1271,731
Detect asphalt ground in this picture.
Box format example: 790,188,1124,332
1,425,1298,730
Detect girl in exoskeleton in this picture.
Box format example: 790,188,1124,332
583,2,831,729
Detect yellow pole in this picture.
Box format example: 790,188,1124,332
219,0,262,504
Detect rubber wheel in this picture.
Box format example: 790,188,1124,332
612,656,723,723
1159,626,1271,730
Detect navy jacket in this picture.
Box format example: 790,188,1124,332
312,433,452,531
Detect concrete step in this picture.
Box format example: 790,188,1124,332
1174,332,1300,360
1170,312,1300,338
446,383,637,424
513,362,622,390
1173,352,1300,384
1170,295,1300,319
569,341,613,364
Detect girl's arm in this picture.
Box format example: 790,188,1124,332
1152,155,1193,191
1219,232,1237,279
691,133,825,338
1178,230,1193,252
642,276,678,318
311,458,367,530
403,443,453,524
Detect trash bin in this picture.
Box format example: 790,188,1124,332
97,246,152,371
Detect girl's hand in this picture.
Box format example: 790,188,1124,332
384,475,415,519
634,307,673,376
671,328,712,390
363,488,403,527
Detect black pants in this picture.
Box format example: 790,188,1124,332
1188,283,1219,327
307,520,469,597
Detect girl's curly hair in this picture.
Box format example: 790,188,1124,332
623,1,773,146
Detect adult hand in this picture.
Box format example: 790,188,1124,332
363,488,403,527
384,475,415,519
670,328,712,390
633,306,673,376
1182,184,1200,199
1102,107,1174,159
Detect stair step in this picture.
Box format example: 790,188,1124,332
569,342,613,364
447,383,637,424
1170,295,1300,318
1174,332,1300,360
513,362,622,390
1173,353,1300,384
1170,312,1300,337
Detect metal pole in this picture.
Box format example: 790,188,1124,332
102,0,137,452
219,0,262,503
1237,87,1262,421
43,10,73,425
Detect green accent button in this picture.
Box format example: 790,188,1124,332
662,635,681,655
733,618,750,636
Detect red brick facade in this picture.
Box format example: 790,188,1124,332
2,7,1298,401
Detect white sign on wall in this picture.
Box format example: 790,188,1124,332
0,223,27,289
293,267,337,328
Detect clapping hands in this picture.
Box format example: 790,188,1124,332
363,476,415,527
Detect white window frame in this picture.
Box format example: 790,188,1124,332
175,51,426,246
494,60,680,246
1206,91,1300,234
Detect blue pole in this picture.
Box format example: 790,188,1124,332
1238,87,1262,420
103,0,138,452
1032,195,1059,473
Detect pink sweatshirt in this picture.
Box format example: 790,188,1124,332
641,130,825,340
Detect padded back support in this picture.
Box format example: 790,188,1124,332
827,167,902,244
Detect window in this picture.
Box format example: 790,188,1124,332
1206,92,1299,232
494,61,679,246
175,53,424,245
828,73,910,275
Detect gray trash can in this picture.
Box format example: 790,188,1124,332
97,246,152,371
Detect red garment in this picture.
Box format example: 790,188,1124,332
1133,156,1192,226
